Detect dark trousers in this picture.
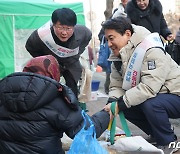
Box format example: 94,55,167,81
104,72,110,94
63,70,78,98
123,93,180,145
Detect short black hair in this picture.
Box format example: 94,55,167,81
51,8,77,26
102,17,134,35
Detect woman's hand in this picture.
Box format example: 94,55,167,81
166,34,175,41
104,102,119,120
104,103,113,120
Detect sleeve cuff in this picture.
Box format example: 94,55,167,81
107,97,117,104
117,96,128,111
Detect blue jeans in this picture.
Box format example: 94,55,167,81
123,93,180,145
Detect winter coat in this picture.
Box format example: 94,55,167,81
109,25,180,108
25,25,92,82
126,0,171,40
0,72,109,154
175,29,180,45
112,2,127,19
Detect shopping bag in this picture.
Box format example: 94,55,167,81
109,102,131,145
68,110,108,154
97,36,111,69
108,102,164,153
113,136,163,153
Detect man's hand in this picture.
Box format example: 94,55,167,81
104,102,119,120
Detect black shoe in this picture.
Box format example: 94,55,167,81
156,135,178,154
146,134,177,146
145,135,157,145
157,144,179,154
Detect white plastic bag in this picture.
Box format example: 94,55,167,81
110,136,164,153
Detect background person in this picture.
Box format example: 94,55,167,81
98,30,112,94
103,17,180,154
126,0,174,41
165,28,180,65
98,4,127,95
0,55,110,154
25,8,92,98
175,28,180,45
112,0,129,19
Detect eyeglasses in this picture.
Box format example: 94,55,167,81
54,25,74,32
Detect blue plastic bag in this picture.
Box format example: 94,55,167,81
68,110,108,154
98,36,111,71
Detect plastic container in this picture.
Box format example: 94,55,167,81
91,80,100,91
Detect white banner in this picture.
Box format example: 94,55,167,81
38,21,79,58
122,33,164,90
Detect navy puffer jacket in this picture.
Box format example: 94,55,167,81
0,72,109,154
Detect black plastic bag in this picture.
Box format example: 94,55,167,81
165,41,180,65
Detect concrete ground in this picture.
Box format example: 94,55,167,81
87,71,180,141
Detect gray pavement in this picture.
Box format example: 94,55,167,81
87,72,180,140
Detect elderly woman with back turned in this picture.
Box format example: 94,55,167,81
0,55,109,154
